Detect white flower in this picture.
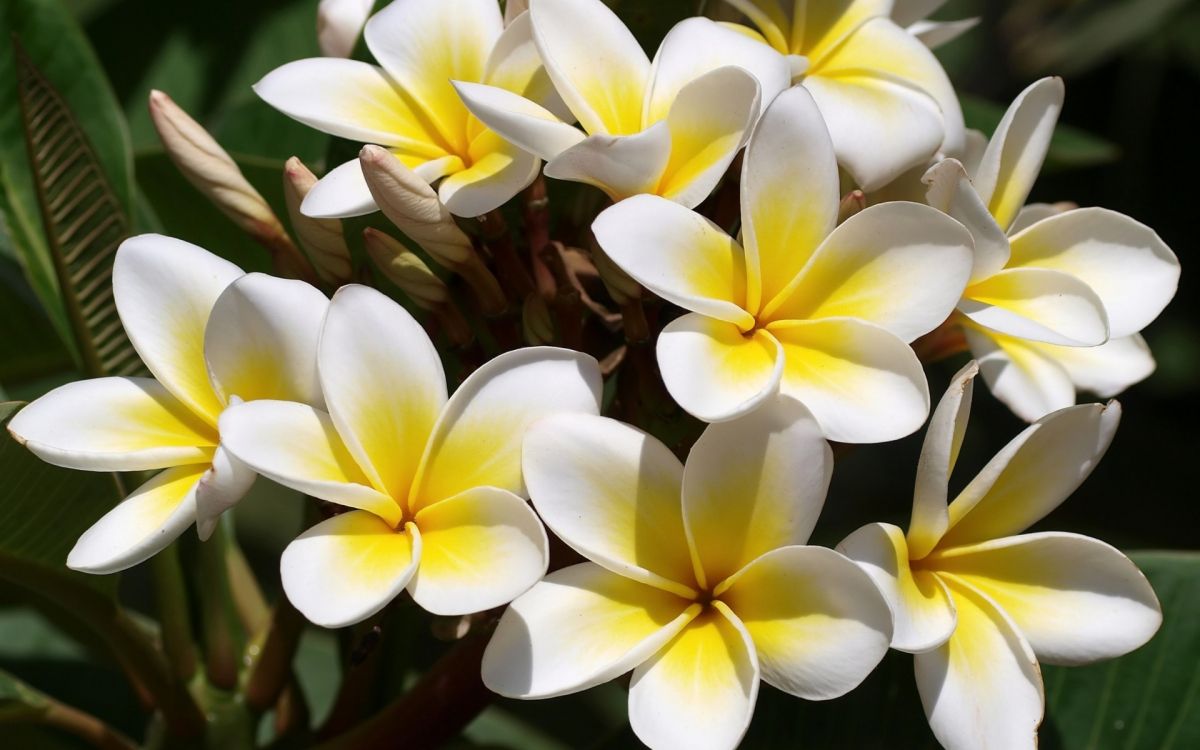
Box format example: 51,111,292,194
316,0,374,58
721,0,964,189
453,0,790,207
217,285,601,627
924,78,1180,420
484,397,893,750
838,362,1161,750
592,86,974,442
256,0,567,218
7,236,329,571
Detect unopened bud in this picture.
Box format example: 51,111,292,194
364,228,474,347
837,189,867,224
504,0,529,25
522,293,555,345
317,0,374,58
283,157,353,286
148,90,316,282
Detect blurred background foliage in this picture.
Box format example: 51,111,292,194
0,0,1197,747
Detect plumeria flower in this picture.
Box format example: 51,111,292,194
256,0,570,219
7,236,329,572
218,285,601,627
891,0,979,50
453,0,790,208
592,86,974,442
721,0,964,190
485,397,893,750
838,362,1161,750
316,0,374,58
923,77,1180,421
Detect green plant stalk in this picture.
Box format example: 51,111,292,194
35,697,138,750
225,538,269,634
150,543,198,683
243,598,305,714
197,520,242,691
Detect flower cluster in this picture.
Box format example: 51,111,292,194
7,0,1181,748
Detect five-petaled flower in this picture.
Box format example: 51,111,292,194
838,362,1161,750
484,397,893,750
8,236,330,572
256,0,568,219
593,86,974,442
923,77,1181,421
453,0,790,207
217,285,602,627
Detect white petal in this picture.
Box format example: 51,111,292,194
1007,207,1180,339
963,323,1077,422
411,347,602,510
528,0,650,135
1033,334,1156,399
683,396,832,588
217,400,403,526
68,465,206,574
114,235,243,425
973,77,1064,231
484,8,572,119
7,377,216,471
923,159,1012,283
523,414,697,594
763,202,973,342
837,523,957,653
438,135,540,217
204,273,328,408
281,512,420,628
300,159,379,219
740,86,839,312
915,577,1043,750
628,603,759,750
316,0,374,58
592,195,754,328
930,532,1161,665
319,285,447,503
909,17,980,49
406,487,548,615
960,267,1109,347
657,314,784,424
452,81,584,162
720,546,893,699
771,317,930,444
194,445,257,542
543,125,671,201
1008,202,1068,235
943,401,1121,547
482,563,696,698
892,0,951,26
908,361,978,559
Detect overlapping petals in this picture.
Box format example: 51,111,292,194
487,398,892,750
594,87,973,440
838,363,1161,750
220,285,601,626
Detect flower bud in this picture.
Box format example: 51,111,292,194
522,293,555,345
363,228,448,309
282,157,353,286
838,189,867,224
316,0,374,58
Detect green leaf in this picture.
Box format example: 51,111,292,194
0,257,73,386
0,0,134,353
960,94,1120,171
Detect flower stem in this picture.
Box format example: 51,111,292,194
150,543,198,683
243,598,305,714
37,696,138,750
197,520,242,691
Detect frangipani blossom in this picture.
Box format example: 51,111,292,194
256,0,568,219
838,362,1161,750
7,236,329,572
454,0,790,207
891,0,979,50
593,86,974,442
923,77,1180,421
485,397,893,750
218,285,601,627
721,0,964,189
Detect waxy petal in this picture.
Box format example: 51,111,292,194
771,317,930,444
657,314,784,424
204,274,328,408
114,235,243,425
482,563,696,698
1007,208,1180,339
523,415,696,595
683,396,832,588
453,80,585,162
67,464,206,574
301,158,380,219
407,487,548,615
837,523,957,653
960,267,1109,347
8,377,216,472
720,546,893,699
942,401,1120,548
543,124,671,201
411,347,601,511
915,577,1044,750
1033,334,1156,399
438,134,541,217
281,511,420,628
628,604,759,750
963,324,1077,422
923,159,1012,283
484,9,570,118
194,446,257,542
892,0,951,27
320,285,447,503
592,195,752,328
929,532,1160,665
218,400,402,526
